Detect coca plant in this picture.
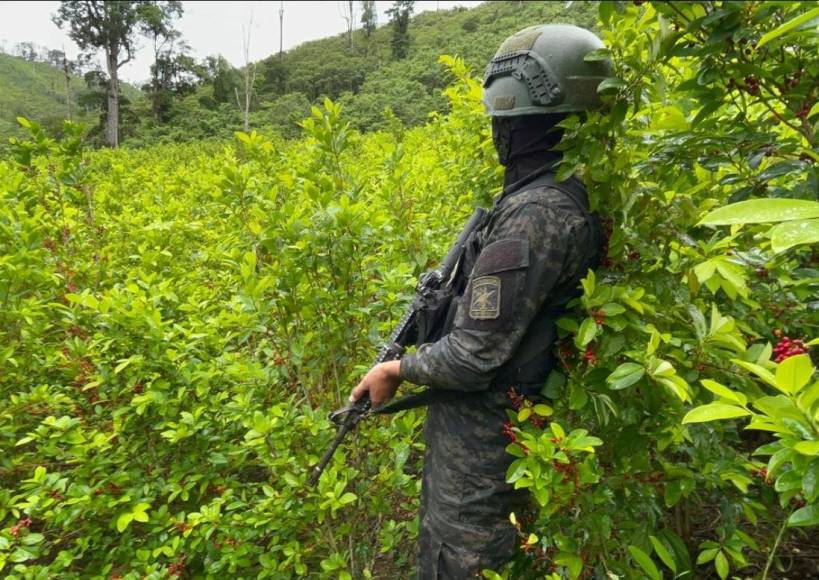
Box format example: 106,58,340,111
1,1,818,578
497,1,818,579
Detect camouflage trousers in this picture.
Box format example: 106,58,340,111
417,389,528,579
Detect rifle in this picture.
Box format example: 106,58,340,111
308,207,489,487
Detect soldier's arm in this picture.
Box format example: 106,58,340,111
399,202,580,391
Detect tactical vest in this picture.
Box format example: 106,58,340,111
378,169,603,414
485,170,604,395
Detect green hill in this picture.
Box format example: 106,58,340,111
0,52,142,141
133,0,599,144
256,0,598,130
0,1,599,146
0,53,100,139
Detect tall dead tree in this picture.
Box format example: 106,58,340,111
240,13,257,132
278,1,284,58
339,1,355,49
62,50,73,121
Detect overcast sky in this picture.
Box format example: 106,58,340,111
0,1,483,83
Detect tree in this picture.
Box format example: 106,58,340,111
202,55,241,107
278,2,285,59
339,1,355,49
238,13,257,132
360,0,377,56
53,1,167,147
360,0,377,39
260,56,288,96
47,49,66,68
138,1,184,121
14,41,38,62
385,0,414,60
53,50,89,121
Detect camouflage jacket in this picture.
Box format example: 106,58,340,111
399,174,600,391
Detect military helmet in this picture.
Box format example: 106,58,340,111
483,24,612,116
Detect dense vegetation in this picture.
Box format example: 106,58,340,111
1,1,598,145
126,0,597,145
0,52,112,140
1,1,819,579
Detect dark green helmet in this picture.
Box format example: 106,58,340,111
483,24,613,116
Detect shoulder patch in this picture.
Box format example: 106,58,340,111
469,275,501,320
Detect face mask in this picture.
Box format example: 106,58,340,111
491,117,514,166
491,114,568,167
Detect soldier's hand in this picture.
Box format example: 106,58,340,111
350,361,402,408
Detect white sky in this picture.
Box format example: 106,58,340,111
0,1,482,83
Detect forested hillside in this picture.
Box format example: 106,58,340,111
0,53,90,139
249,0,597,133
0,53,141,142
2,1,819,578
1,1,597,146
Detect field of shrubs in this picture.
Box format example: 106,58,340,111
2,2,818,578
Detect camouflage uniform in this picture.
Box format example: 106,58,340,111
400,171,602,578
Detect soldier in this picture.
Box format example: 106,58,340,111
350,24,612,578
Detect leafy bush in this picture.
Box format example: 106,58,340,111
2,2,818,578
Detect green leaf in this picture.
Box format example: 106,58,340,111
688,304,707,339
696,548,719,564
731,359,780,391
804,461,819,502
607,363,645,390
10,547,35,563
114,359,132,374
770,219,819,253
116,513,133,533
628,545,661,580
575,317,598,348
133,502,150,514
554,552,583,578
682,403,750,424
776,354,814,394
767,448,795,478
600,302,626,315
699,199,819,226
700,379,746,405
584,48,612,62
597,77,626,94
715,550,729,579
21,533,44,546
794,441,819,456
338,492,357,505
533,404,553,417
650,535,677,573
756,6,819,49
788,504,819,527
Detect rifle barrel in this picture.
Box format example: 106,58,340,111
309,418,354,486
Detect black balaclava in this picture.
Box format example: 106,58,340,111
491,113,567,190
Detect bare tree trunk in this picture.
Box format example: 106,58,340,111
242,14,255,133
348,0,354,49
339,1,355,49
62,52,72,122
279,2,284,58
105,51,119,147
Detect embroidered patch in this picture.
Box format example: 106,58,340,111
469,276,501,320
493,95,515,110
